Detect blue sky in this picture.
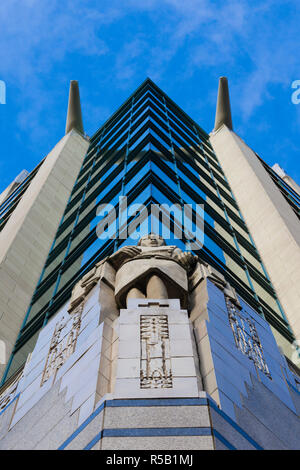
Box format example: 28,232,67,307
0,0,299,193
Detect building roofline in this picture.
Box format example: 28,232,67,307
89,77,210,144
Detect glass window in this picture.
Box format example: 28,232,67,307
26,283,55,324
251,278,282,316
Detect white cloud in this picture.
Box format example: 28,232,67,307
0,1,117,82
0,0,299,156
119,0,300,121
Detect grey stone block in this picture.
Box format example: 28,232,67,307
104,405,211,429
235,404,288,450
210,408,256,450
101,435,214,450
240,377,300,449
0,382,71,450
0,398,18,441
65,412,104,450
32,407,80,450
288,384,300,416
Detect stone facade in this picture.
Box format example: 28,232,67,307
210,125,300,349
0,240,299,450
0,130,89,379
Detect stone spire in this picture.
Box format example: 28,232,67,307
214,76,233,132
65,80,84,135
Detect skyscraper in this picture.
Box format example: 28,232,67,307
0,78,299,450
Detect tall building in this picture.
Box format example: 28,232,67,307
0,78,299,450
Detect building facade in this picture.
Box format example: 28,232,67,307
0,78,299,450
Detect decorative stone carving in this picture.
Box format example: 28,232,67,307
68,260,105,312
226,297,271,378
110,233,197,308
140,315,172,389
0,369,23,412
41,305,83,385
0,352,32,412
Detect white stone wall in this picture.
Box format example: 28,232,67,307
0,281,116,448
210,125,300,345
0,130,90,378
0,273,299,449
115,298,202,399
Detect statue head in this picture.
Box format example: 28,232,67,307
138,233,166,247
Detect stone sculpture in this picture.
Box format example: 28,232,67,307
109,233,197,308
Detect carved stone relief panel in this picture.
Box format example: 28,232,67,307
140,315,172,389
41,304,83,386
0,351,33,413
0,369,23,412
226,297,271,378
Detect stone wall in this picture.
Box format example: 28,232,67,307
0,271,299,449
0,130,89,379
210,125,300,347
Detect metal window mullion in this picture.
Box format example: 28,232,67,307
33,144,97,291
162,98,183,203
115,97,135,250
162,96,187,243
42,130,106,326
202,136,288,324
193,126,265,316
